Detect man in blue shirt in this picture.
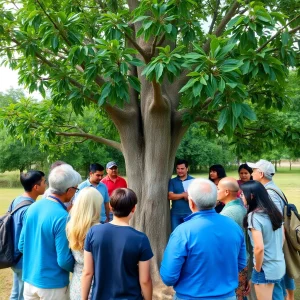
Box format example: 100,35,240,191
161,178,246,300
168,159,194,231
76,163,110,223
19,164,81,300
9,170,46,300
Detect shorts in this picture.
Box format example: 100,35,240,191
252,268,283,284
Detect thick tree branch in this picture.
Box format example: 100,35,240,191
208,0,221,35
125,33,150,62
56,131,122,151
150,81,168,111
257,15,300,53
56,138,88,146
203,1,240,53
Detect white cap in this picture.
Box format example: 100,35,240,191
247,159,275,177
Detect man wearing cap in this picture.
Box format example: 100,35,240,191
77,163,110,223
247,159,295,300
101,161,127,197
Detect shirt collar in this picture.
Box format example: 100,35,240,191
224,199,241,208
105,175,119,182
87,179,101,187
176,174,192,181
184,209,216,222
264,181,274,188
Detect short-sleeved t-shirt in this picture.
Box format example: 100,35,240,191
247,212,285,280
168,175,194,214
84,223,153,300
101,176,127,196
76,180,109,222
264,181,285,215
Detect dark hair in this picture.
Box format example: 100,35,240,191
238,164,253,180
110,188,137,217
241,180,283,231
50,161,66,171
89,163,104,173
20,170,45,192
208,164,226,181
176,159,188,168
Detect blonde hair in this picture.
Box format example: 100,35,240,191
66,187,103,250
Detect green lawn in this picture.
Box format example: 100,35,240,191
0,168,299,298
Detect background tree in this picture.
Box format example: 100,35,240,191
176,124,235,172
0,0,299,294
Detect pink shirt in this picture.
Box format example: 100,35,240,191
101,176,127,196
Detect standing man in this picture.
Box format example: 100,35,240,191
101,161,127,221
248,159,295,300
160,178,246,300
19,164,81,300
168,159,194,231
9,171,46,300
101,161,127,196
217,177,246,228
77,163,110,223
217,177,249,299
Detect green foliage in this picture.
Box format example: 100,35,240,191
0,0,299,161
176,124,236,172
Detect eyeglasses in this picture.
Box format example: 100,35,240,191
66,187,79,192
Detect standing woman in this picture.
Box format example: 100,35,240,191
237,164,253,186
241,181,285,300
66,187,103,300
209,164,226,213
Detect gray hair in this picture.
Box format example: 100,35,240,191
188,178,217,210
260,170,273,181
49,164,82,195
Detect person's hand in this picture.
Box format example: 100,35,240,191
254,265,261,272
243,280,251,296
182,192,189,200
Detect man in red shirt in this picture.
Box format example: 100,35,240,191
101,161,127,196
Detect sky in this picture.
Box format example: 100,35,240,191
0,66,42,99
0,66,19,92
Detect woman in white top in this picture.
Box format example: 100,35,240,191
240,180,285,300
66,187,103,300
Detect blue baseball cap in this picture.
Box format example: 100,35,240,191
106,161,118,169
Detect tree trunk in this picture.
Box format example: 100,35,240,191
112,82,184,298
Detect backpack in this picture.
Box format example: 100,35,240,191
266,187,300,279
0,200,33,269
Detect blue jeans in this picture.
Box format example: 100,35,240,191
273,273,295,300
170,212,190,232
10,268,24,300
252,269,282,284
173,295,236,300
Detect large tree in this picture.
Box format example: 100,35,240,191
0,0,299,295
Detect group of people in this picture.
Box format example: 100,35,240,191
167,159,295,300
8,158,295,300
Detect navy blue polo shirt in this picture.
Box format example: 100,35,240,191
168,175,194,214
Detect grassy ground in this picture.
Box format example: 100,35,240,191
0,168,299,299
